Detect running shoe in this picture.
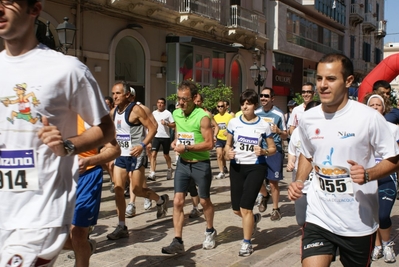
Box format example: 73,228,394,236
106,225,129,240
161,238,185,254
109,182,115,193
383,241,396,263
189,208,202,219
270,208,281,221
125,203,136,218
144,198,152,210
156,194,169,219
238,241,253,257
254,193,262,207
88,239,97,255
372,246,383,261
252,213,261,236
147,172,156,181
166,168,174,180
214,172,225,179
258,194,270,213
223,166,229,174
203,229,217,249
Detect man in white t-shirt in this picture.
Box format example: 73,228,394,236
148,98,176,181
287,82,314,135
0,1,115,265
287,53,399,267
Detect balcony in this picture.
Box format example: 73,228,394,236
362,13,377,34
227,5,258,33
376,20,387,38
179,0,221,22
287,33,341,54
349,4,364,26
366,62,376,73
352,59,366,74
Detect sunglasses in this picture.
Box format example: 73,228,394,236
302,90,313,94
217,105,225,108
259,94,270,98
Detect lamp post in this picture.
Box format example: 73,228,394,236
250,62,268,95
56,17,76,54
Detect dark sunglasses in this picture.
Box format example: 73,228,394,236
302,90,313,94
217,105,225,108
259,94,270,98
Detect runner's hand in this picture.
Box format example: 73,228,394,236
287,181,304,201
130,144,143,157
38,116,67,156
348,160,366,185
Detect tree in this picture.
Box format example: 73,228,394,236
167,81,233,113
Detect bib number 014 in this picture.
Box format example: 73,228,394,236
0,170,28,190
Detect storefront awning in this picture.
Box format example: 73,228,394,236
166,36,239,53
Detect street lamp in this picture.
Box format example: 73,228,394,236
56,17,76,54
250,62,268,94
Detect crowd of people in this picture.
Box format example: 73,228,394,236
1,1,398,266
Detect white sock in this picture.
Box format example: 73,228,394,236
156,196,164,205
119,221,125,226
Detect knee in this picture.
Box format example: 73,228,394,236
70,226,88,246
173,195,185,209
200,198,212,208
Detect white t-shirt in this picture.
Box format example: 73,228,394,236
153,109,174,138
227,116,272,165
0,44,108,230
298,100,399,236
287,103,305,128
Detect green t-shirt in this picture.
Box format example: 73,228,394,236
173,107,210,161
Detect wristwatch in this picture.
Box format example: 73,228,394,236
63,140,76,156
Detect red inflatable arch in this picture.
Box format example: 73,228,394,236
358,53,399,102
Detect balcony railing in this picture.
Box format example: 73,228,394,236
287,33,341,54
228,5,258,33
179,0,221,21
376,20,387,37
349,3,364,26
363,13,377,29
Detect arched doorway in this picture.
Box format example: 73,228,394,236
114,36,146,104
230,58,243,112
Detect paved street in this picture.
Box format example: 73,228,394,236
55,151,399,267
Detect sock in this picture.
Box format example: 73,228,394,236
119,221,125,226
243,239,251,244
156,195,164,205
175,237,183,244
193,206,198,210
206,227,215,233
150,171,155,176
382,240,389,247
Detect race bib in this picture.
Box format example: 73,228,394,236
236,135,257,152
116,134,130,149
177,132,195,146
313,163,353,194
0,149,39,191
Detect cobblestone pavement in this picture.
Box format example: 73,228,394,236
55,151,399,267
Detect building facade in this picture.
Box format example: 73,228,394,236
0,0,387,112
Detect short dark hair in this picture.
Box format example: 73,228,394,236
262,87,275,97
178,80,198,98
240,89,258,106
158,98,166,104
104,96,113,104
372,80,391,92
318,53,353,80
303,82,314,90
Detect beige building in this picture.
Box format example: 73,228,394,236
0,0,387,112
383,42,399,92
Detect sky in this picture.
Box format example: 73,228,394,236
384,0,399,44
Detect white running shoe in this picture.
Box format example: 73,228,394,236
203,229,217,249
144,198,152,210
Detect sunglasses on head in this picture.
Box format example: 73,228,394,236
259,94,270,98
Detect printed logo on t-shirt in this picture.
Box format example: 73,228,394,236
311,128,324,140
338,131,355,139
1,83,41,125
7,254,23,267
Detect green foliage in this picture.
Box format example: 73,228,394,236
292,92,320,105
167,81,233,112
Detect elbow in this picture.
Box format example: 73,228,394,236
268,146,277,156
